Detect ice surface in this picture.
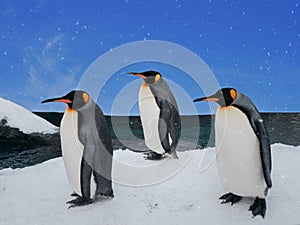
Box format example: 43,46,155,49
0,144,299,225
0,97,58,134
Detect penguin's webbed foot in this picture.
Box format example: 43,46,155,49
144,152,164,160
249,197,266,218
219,192,242,205
96,188,114,199
168,151,179,159
70,192,80,197
67,196,93,209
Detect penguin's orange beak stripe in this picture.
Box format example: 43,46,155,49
134,74,147,79
128,72,147,79
194,97,219,102
54,99,72,103
202,97,219,102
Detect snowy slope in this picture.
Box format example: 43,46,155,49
0,144,299,225
0,97,58,134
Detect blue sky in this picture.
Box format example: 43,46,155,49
0,0,299,115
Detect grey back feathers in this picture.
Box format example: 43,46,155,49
232,91,272,189
148,78,179,112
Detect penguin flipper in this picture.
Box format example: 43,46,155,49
67,158,94,208
94,105,114,196
169,109,181,152
157,100,181,155
158,100,172,153
79,151,94,201
255,119,272,189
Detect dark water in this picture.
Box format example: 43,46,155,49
73,113,300,147
0,112,299,170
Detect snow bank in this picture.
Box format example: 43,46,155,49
0,144,299,225
0,97,58,134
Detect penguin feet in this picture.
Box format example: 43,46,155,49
249,197,266,218
219,192,243,205
167,151,179,159
67,196,93,209
96,188,114,199
144,151,164,160
70,192,80,197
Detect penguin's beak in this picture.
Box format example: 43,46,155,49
127,72,147,79
193,96,219,102
41,96,72,104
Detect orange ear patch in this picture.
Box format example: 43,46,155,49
82,93,89,103
230,89,236,100
155,74,161,82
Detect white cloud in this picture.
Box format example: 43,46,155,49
30,0,49,13
25,34,82,98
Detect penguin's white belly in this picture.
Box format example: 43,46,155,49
60,109,96,196
215,106,266,198
139,85,165,154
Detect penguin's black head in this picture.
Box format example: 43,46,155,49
128,70,161,85
41,90,90,110
193,88,237,107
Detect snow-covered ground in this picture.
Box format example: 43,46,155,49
0,97,58,134
0,144,299,225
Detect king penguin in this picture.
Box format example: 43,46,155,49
128,70,181,160
194,88,272,218
42,90,114,208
